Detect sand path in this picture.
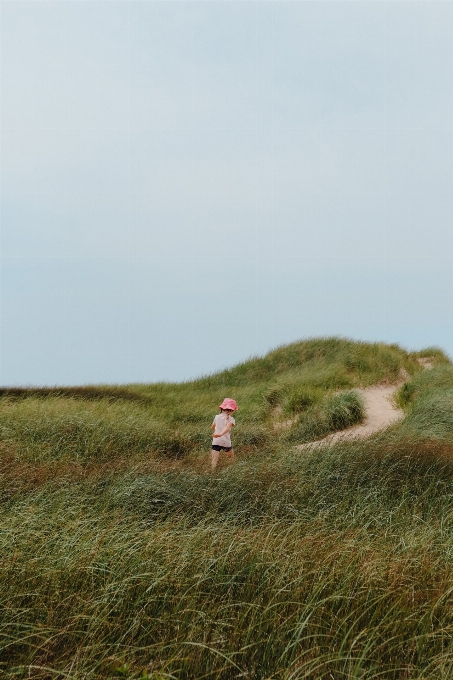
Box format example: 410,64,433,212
296,359,432,451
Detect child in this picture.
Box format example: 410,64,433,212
211,398,238,471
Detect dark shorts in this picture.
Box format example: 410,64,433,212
211,445,232,452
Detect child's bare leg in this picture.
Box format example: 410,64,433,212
211,449,220,470
226,448,234,463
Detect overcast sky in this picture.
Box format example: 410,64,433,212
1,0,452,386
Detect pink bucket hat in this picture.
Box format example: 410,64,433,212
219,398,238,411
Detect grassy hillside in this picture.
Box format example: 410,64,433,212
0,338,421,468
1,338,453,679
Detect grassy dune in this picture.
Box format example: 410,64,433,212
1,338,453,679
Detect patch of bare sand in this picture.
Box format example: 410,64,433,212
417,357,434,370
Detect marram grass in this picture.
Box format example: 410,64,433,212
1,338,453,679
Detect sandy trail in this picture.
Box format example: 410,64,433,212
296,384,404,450
296,360,432,451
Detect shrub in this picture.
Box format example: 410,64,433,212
402,389,453,442
282,387,322,415
396,381,417,408
328,391,364,430
285,391,365,444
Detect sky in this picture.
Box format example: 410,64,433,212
1,0,453,386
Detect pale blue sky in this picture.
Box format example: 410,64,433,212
1,0,452,385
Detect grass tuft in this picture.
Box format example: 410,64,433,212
285,391,365,443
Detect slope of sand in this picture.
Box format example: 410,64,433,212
296,360,432,451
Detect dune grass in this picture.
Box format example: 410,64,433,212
0,338,418,466
1,338,453,679
283,391,365,444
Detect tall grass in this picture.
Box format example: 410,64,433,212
3,438,453,679
1,338,452,679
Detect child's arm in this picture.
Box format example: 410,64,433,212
212,422,234,438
